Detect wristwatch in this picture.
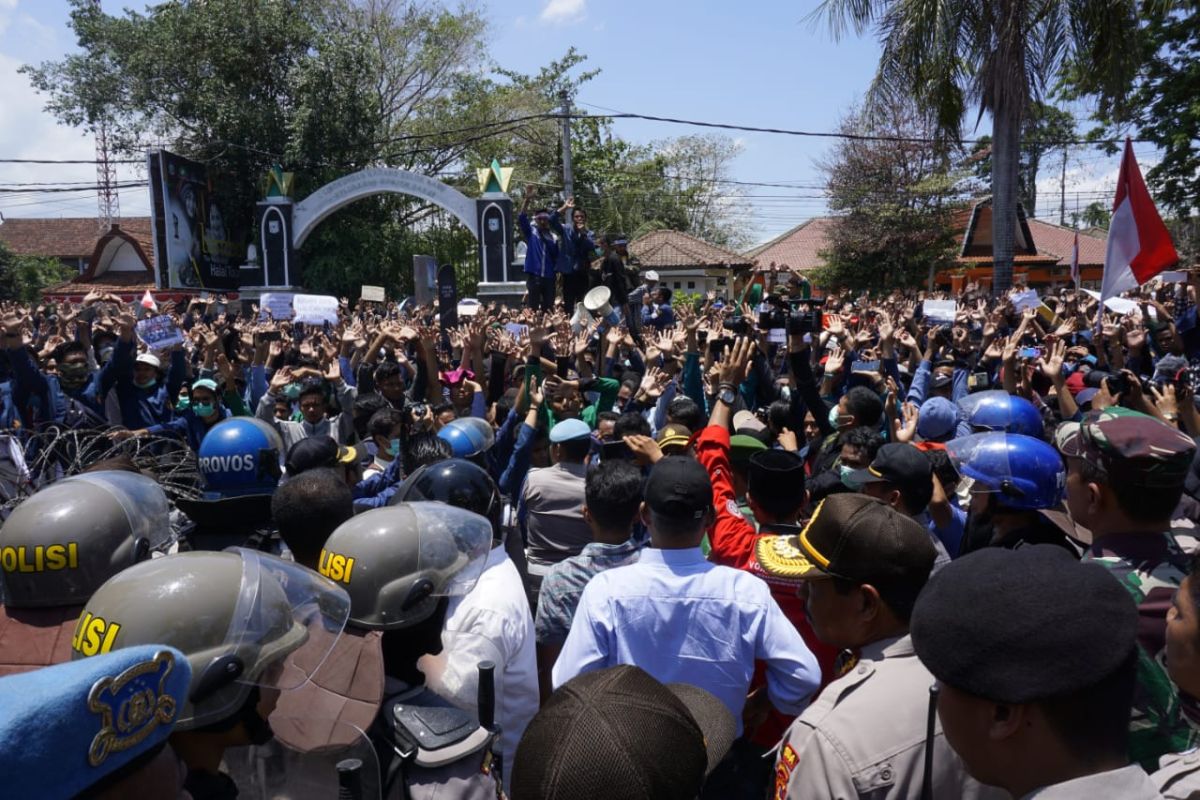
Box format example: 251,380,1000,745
718,384,737,406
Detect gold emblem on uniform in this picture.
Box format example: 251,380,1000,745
754,534,819,579
87,650,179,766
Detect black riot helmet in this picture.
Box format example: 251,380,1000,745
391,458,502,541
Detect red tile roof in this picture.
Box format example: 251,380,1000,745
744,218,838,272
42,271,157,298
1026,219,1107,268
629,229,752,270
0,217,151,259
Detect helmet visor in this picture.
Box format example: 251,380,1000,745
946,433,1017,494
226,549,352,691
450,416,496,454
407,502,493,598
61,471,171,552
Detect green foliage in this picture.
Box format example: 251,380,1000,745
0,243,75,303
1072,201,1112,231
970,102,1076,217
813,105,969,293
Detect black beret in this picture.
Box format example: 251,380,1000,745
910,545,1137,704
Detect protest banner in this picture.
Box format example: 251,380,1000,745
292,294,339,325
135,315,185,350
260,292,295,321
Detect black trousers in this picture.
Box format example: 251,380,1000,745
561,270,590,310
525,274,556,311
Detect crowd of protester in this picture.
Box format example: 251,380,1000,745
3,240,1200,800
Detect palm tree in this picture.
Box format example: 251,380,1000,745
812,1,1149,294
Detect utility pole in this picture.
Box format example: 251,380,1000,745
1059,146,1068,226
559,89,574,202
91,0,118,232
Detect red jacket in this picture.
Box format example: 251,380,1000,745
694,425,838,745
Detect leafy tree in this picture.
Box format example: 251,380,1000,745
814,0,1148,294
813,106,971,292
1072,201,1112,231
0,243,75,303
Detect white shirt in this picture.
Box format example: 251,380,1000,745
419,545,538,792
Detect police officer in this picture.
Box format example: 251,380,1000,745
174,416,284,551
958,389,1045,438
72,548,351,800
0,645,193,799
911,545,1158,799
0,470,171,674
304,501,501,798
755,494,1000,799
948,432,1078,555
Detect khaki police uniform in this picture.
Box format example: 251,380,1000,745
773,634,1004,800
1154,748,1200,799
1020,764,1163,799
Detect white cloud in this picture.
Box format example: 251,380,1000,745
0,0,19,38
539,0,586,26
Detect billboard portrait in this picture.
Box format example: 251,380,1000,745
148,150,241,291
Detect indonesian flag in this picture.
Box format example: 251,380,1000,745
1100,138,1178,300
1070,229,1080,289
140,289,157,313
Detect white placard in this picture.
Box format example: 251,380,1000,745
457,298,481,317
1011,289,1040,312
361,285,386,302
292,294,340,325
1083,289,1151,317
260,292,295,321
1159,271,1188,284
923,300,957,325
135,315,184,350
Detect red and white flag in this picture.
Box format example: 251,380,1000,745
1100,138,1178,300
140,289,157,313
1070,229,1080,290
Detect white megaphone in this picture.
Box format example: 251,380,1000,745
583,286,621,327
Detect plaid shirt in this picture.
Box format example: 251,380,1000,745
534,538,643,646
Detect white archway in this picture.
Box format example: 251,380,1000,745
291,168,479,247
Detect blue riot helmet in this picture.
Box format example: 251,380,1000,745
946,432,1065,510
436,416,495,459
195,417,284,498
957,390,1044,438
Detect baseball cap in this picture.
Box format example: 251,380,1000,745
656,423,692,451
930,373,952,390
191,378,218,393
550,418,592,443
1055,407,1195,488
917,397,958,441
0,645,191,799
1064,371,1087,397
511,665,735,800
285,437,362,476
644,456,712,522
911,545,1137,704
756,493,936,583
848,443,932,491
732,409,766,437
1074,387,1099,408
134,352,161,369
645,270,659,282
729,434,768,467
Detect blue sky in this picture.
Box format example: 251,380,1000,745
0,0,1142,246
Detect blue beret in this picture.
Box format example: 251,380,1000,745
550,418,592,443
0,645,191,799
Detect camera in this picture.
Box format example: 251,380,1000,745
758,307,788,331
787,298,825,336
722,317,752,335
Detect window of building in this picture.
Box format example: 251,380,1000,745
674,281,681,289
687,281,695,289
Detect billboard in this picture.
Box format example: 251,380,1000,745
148,150,241,290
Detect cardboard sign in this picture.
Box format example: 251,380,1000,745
923,300,957,325
260,292,295,321
292,294,340,325
135,315,184,350
361,285,386,303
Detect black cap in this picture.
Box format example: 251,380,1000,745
285,437,360,476
849,443,932,492
511,665,735,800
755,493,936,583
910,545,1138,703
747,449,806,507
930,373,953,390
644,456,713,522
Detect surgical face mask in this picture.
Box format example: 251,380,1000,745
839,464,863,491
192,402,216,418
387,438,401,457
284,382,302,400
828,405,842,430
134,378,157,390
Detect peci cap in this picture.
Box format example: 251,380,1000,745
134,352,161,369
511,665,734,800
848,443,932,492
644,456,712,522
1055,407,1195,489
550,418,592,444
0,645,191,799
656,423,692,451
755,493,936,584
911,545,1137,703
747,449,806,507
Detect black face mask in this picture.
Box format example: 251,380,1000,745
379,597,450,687
961,495,998,556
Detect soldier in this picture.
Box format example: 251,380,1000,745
755,493,998,799
0,645,192,799
1056,407,1198,768
71,548,352,800
0,470,171,674
911,545,1157,798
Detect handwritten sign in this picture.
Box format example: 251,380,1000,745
361,285,386,303
135,315,184,350
292,294,340,325
260,292,295,321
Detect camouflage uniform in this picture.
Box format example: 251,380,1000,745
1056,408,1199,770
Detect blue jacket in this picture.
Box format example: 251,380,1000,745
549,211,595,276
641,302,674,331
112,339,187,430
7,345,114,428
518,212,560,278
